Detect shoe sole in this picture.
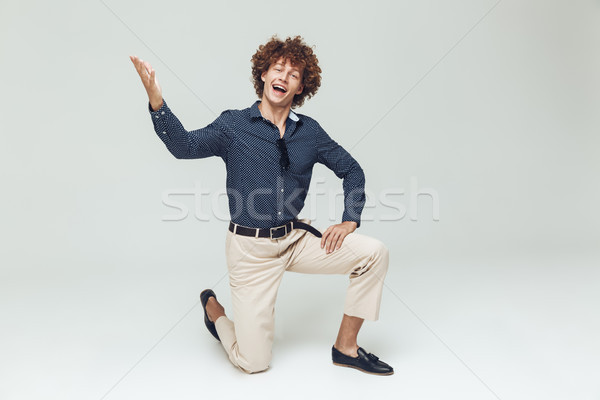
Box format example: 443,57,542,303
332,362,394,376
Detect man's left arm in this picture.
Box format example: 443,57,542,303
315,122,366,253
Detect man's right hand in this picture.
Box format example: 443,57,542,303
130,55,163,111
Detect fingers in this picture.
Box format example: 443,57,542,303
130,55,151,79
130,56,161,97
130,55,163,106
130,56,147,82
130,55,142,72
143,60,153,76
321,225,350,254
327,230,341,253
320,226,332,249
334,231,346,251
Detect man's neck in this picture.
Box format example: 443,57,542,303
258,99,291,128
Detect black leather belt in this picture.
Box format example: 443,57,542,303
228,219,322,239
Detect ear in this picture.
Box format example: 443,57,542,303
296,84,304,94
261,71,266,82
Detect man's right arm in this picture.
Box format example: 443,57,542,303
130,55,233,159
149,99,233,160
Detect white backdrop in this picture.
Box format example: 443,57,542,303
1,0,599,399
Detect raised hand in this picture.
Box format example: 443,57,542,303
130,55,163,111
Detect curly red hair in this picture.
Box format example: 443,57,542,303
251,35,322,109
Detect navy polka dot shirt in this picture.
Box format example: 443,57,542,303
149,99,366,229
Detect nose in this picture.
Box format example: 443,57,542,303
277,72,287,82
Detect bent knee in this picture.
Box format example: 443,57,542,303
350,238,389,276
361,239,389,277
377,240,389,258
237,353,271,374
369,239,389,264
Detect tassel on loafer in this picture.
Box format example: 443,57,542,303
200,289,220,341
332,346,394,375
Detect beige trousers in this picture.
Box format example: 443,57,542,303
214,220,389,374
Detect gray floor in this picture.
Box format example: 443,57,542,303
2,251,599,400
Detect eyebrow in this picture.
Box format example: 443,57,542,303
274,62,301,74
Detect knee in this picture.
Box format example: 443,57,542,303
363,239,389,278
237,352,271,374
378,240,389,259
351,238,389,277
370,239,389,266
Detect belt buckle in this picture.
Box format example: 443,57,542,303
269,224,288,239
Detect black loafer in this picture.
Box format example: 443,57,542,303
200,289,220,341
332,346,394,375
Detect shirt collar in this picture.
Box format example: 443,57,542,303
289,109,299,122
250,100,262,120
250,100,300,123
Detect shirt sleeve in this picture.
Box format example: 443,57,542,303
315,122,366,227
148,99,233,159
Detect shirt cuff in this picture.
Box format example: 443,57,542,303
148,99,167,114
149,99,171,137
342,213,361,229
342,219,360,229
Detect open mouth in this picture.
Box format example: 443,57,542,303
272,84,287,94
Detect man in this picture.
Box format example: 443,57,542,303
130,35,393,375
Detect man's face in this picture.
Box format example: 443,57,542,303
260,57,304,108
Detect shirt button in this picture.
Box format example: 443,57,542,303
161,111,165,115
280,189,284,192
277,211,282,215
155,115,159,119
162,131,166,134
